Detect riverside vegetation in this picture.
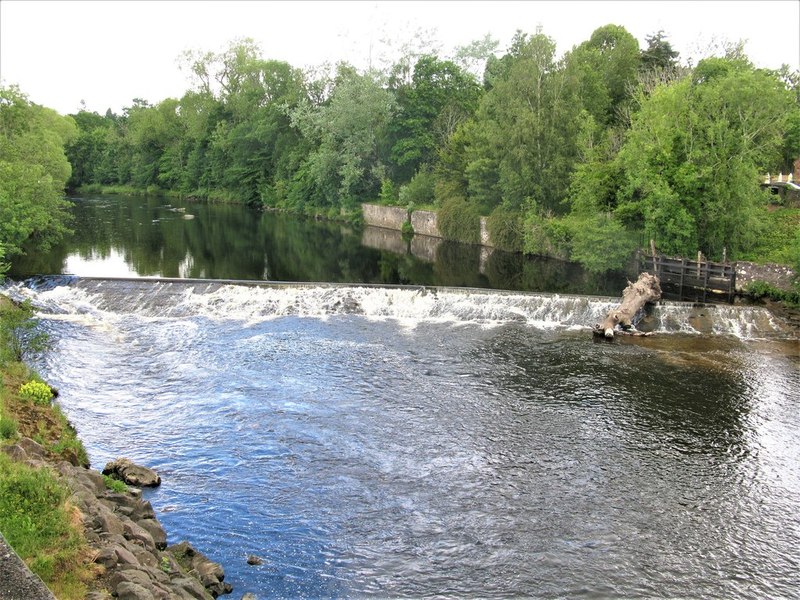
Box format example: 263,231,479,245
0,23,799,597
0,296,234,599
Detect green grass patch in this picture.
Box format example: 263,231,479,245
739,207,800,265
0,453,91,597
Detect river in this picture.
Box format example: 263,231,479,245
4,195,800,598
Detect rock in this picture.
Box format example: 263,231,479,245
246,554,264,565
103,458,161,487
116,581,157,600
168,541,231,597
138,518,168,550
123,519,157,551
242,594,258,600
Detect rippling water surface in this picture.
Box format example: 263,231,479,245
17,281,800,598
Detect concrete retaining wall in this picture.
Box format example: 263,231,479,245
410,210,441,238
362,204,409,231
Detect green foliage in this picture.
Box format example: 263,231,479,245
0,85,76,259
487,204,524,252
378,178,398,205
437,195,481,244
399,169,436,209
744,281,800,307
0,453,84,583
568,213,638,273
0,412,17,440
603,57,794,259
0,299,49,365
18,380,53,406
401,220,415,240
522,212,573,260
103,474,128,493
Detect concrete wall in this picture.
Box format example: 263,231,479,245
362,204,409,230
362,203,497,247
410,210,441,238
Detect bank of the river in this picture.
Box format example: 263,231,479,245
0,297,232,599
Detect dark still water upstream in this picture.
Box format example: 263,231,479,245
9,194,630,296
4,278,799,599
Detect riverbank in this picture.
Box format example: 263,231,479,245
0,296,232,599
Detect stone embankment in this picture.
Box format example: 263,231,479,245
1,438,232,600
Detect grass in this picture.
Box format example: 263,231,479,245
0,295,95,597
739,207,800,265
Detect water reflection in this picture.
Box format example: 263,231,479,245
11,195,630,296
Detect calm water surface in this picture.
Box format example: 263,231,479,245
9,279,798,599
9,194,630,296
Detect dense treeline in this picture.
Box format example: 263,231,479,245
3,25,800,273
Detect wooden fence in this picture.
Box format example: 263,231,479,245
640,254,736,302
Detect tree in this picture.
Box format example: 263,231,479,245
566,24,641,127
289,66,395,213
0,86,76,257
389,55,481,182
613,57,795,258
463,31,581,213
640,30,680,72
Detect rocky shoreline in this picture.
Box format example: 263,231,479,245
2,438,232,600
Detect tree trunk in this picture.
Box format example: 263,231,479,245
594,272,662,338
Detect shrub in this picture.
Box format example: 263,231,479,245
19,380,54,406
487,205,524,252
398,169,436,209
103,474,128,493
0,299,49,364
0,453,86,589
437,195,481,244
569,213,638,273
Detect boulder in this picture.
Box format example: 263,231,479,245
103,458,161,487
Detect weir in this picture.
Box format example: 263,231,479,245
5,276,795,340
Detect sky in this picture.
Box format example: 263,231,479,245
1,0,798,116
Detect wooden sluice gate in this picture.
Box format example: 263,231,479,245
640,252,736,303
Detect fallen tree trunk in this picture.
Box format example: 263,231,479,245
594,272,662,339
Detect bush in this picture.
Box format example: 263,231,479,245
19,380,54,406
569,213,638,273
487,205,524,252
437,195,481,244
0,453,84,583
103,474,128,493
745,281,800,307
399,169,436,209
0,299,49,365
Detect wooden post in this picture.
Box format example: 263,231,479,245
650,239,658,275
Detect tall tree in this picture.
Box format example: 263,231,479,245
289,66,395,213
0,86,77,257
612,57,795,258
389,55,481,182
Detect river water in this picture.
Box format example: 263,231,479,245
5,195,800,598
3,277,798,599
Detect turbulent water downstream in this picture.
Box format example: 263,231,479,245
5,277,800,598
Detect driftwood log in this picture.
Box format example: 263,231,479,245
594,272,662,339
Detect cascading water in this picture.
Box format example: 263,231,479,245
3,277,799,598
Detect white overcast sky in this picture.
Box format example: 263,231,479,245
1,0,798,116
